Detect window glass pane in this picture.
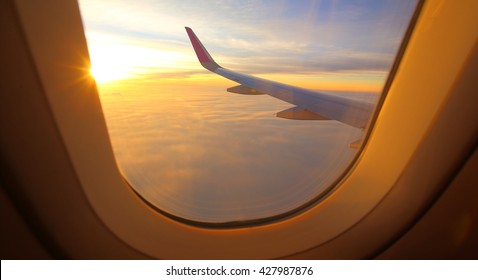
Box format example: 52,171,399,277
78,0,418,225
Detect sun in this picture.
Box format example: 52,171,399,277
88,43,133,83
85,32,187,84
89,62,129,84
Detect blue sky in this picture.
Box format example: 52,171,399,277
79,0,417,90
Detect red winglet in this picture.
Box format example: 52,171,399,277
185,27,212,63
185,27,220,71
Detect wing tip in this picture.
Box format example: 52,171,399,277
185,27,220,71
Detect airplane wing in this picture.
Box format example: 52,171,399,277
185,27,374,129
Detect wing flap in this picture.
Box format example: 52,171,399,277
227,85,266,95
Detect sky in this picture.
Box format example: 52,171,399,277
79,0,417,92
78,0,418,224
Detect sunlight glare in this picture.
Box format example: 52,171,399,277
86,33,185,84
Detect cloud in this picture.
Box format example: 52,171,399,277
101,85,362,222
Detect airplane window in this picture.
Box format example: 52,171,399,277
78,0,419,225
